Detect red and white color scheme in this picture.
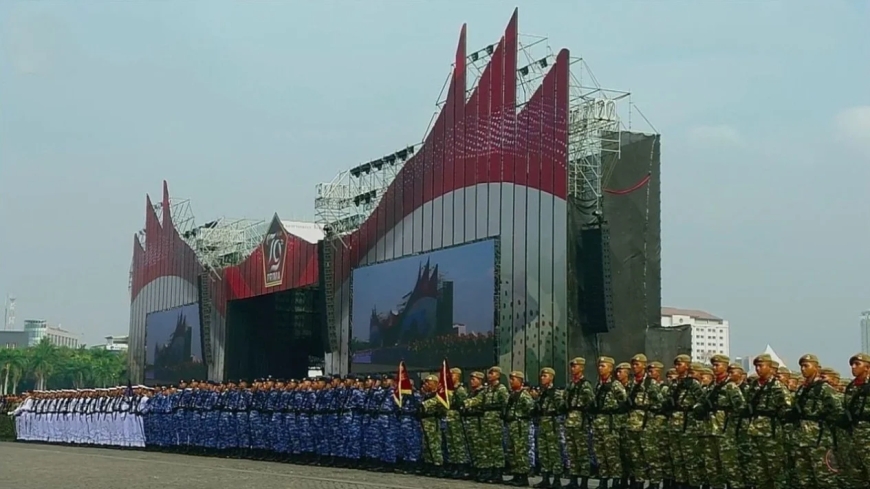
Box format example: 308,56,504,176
129,184,321,382
323,11,571,376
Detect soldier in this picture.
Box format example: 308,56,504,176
615,363,631,387
787,354,841,489
504,371,534,487
419,375,446,475
482,366,509,482
445,367,470,478
590,356,627,489
744,353,791,489
696,354,744,489
646,361,673,489
665,354,705,489
843,352,870,488
462,371,487,480
564,357,594,489
534,367,565,488
625,353,663,489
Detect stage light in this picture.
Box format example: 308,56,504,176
408,145,416,155
520,66,529,77
397,149,408,161
486,44,494,55
471,52,479,62
539,58,548,69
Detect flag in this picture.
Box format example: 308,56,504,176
436,358,454,409
124,379,134,398
393,361,412,407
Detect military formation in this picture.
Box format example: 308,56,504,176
7,352,870,489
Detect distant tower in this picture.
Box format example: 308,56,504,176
4,295,15,331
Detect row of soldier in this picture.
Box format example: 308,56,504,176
7,352,870,489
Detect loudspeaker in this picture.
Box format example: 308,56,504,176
580,224,614,333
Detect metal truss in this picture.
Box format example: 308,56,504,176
183,218,267,272
314,144,420,240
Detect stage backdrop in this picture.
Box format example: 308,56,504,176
323,10,571,382
144,303,206,384
350,239,496,372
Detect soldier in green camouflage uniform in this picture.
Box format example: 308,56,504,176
614,362,632,488
821,366,853,488
694,354,745,489
777,365,799,489
419,375,447,472
564,357,594,489
445,367,470,477
728,363,752,489
481,366,509,482
625,353,663,489
590,356,628,489
788,354,842,489
646,361,672,489
665,354,705,488
744,353,792,489
843,352,870,488
504,371,535,487
534,367,565,488
462,371,487,479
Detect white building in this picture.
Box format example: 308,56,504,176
861,311,870,354
661,307,730,363
23,319,81,349
101,335,129,353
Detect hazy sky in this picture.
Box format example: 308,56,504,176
351,239,496,342
1,1,868,370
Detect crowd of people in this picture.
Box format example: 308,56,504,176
3,352,870,489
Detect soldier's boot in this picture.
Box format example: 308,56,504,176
564,476,580,489
475,469,490,483
597,479,609,489
490,467,504,484
647,483,660,489
511,474,530,487
533,474,552,488
578,477,590,489
551,475,563,488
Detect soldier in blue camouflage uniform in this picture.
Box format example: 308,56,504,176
236,381,252,458
379,375,400,469
360,376,381,468
399,379,423,472
299,378,317,463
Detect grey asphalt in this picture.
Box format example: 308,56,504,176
1,442,603,489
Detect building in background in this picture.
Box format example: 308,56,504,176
733,355,752,372
23,319,81,348
862,311,870,354
97,335,129,353
661,307,730,363
0,331,29,349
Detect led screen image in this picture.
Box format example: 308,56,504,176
351,239,496,372
145,303,206,383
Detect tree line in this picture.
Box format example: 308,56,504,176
0,337,128,395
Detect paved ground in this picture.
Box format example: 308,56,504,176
2,442,599,489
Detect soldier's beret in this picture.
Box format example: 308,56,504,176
631,353,648,363
450,367,462,375
488,366,502,374
666,368,677,375
598,356,615,365
380,374,390,381
540,367,556,377
690,362,704,372
332,374,341,379
754,354,773,365
710,354,730,364
790,371,802,378
777,366,790,375
674,354,691,364
616,362,631,370
648,361,664,369
470,371,485,380
570,357,586,366
728,363,744,372
819,367,839,376
318,376,330,382
424,375,438,383
799,354,819,365
770,360,780,369
509,371,525,380
850,352,870,364
839,378,850,386
346,374,358,380
747,373,758,379
698,367,713,376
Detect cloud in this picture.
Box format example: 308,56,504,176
833,106,870,156
686,124,744,147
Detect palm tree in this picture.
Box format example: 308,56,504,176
27,338,57,390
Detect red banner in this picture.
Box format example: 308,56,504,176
393,361,413,407
436,358,454,409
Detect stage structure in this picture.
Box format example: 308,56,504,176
315,9,660,380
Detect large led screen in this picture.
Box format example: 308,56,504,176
145,303,206,383
351,239,497,372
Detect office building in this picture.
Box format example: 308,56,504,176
862,311,870,354
23,319,81,349
661,307,730,363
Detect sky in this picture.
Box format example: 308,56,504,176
351,239,496,342
0,1,868,370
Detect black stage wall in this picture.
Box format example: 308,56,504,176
568,131,662,374
224,287,324,381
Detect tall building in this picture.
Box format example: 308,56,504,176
661,307,730,363
862,311,870,354
23,319,81,348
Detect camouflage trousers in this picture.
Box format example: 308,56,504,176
564,418,591,477
793,443,837,489
679,431,704,487
667,429,688,483
591,418,622,479
747,433,787,489
537,418,562,475
623,430,646,482
444,412,470,464
846,425,870,488
505,419,530,475
645,417,668,483
481,413,505,469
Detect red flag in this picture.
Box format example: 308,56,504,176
393,361,412,407
436,358,455,409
